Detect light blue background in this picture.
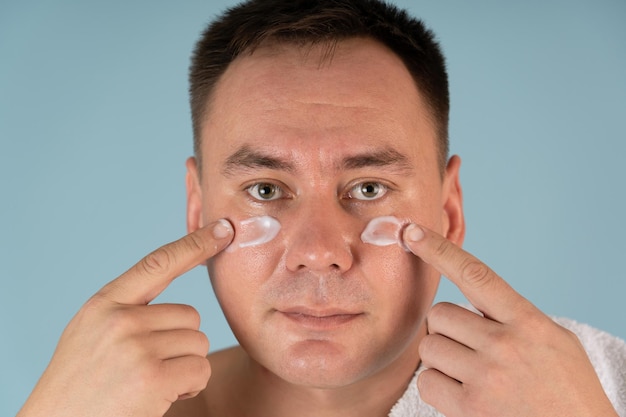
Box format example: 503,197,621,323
1,1,624,415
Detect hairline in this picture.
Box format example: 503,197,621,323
194,36,448,177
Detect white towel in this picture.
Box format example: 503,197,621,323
389,317,626,416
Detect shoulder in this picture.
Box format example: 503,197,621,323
165,346,247,417
552,317,626,413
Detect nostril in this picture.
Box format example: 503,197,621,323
289,242,353,273
283,214,355,273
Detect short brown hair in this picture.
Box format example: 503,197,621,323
190,0,449,171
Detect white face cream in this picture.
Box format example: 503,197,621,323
227,215,281,252
360,216,407,249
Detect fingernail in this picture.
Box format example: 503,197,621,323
404,223,425,242
212,219,233,239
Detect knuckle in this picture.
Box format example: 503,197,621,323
433,238,453,259
534,318,583,351
524,313,552,336
200,357,212,381
89,285,123,306
188,306,202,328
198,332,210,355
80,293,110,317
418,335,433,359
416,369,436,402
464,389,490,417
427,301,454,325
485,326,509,347
177,304,202,328
459,259,491,288
185,357,212,394
416,370,429,396
185,232,207,254
485,327,526,366
140,247,174,276
486,329,517,361
141,248,174,275
188,330,210,356
104,307,138,335
64,295,107,336
133,360,160,391
482,361,508,391
122,335,151,363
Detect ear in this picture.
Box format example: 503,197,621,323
186,156,204,234
441,155,465,247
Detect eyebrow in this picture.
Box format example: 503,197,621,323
221,144,413,177
340,147,413,174
222,145,296,177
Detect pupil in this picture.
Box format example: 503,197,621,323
362,183,378,197
259,184,275,198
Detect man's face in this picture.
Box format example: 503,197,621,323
187,38,464,388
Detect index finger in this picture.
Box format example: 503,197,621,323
402,223,533,322
99,219,234,305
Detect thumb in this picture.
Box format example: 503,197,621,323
98,219,233,305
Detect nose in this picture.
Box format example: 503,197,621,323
283,201,355,273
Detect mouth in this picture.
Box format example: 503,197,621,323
277,307,364,330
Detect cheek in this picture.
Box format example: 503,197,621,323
357,222,440,343
207,215,283,287
367,247,439,316
206,238,284,330
210,246,279,283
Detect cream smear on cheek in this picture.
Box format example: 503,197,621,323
360,216,409,250
226,216,281,252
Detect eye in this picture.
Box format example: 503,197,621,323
348,181,387,201
246,182,284,201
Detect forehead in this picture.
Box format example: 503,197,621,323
200,37,438,171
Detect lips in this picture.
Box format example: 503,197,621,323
277,306,364,330
280,306,359,316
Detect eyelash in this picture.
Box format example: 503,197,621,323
346,181,388,201
246,182,286,201
245,180,390,202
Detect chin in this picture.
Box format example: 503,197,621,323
274,358,374,389
255,336,408,389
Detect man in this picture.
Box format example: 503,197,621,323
17,1,626,416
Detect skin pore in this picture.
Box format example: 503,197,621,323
175,37,464,417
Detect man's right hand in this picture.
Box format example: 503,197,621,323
17,220,234,417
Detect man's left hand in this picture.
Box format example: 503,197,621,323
402,224,618,417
